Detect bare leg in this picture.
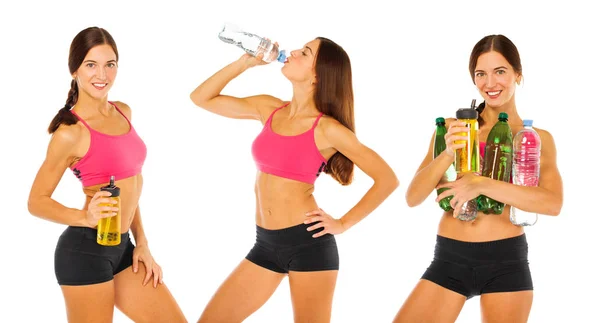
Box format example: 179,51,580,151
288,270,338,323
393,279,467,323
197,259,286,323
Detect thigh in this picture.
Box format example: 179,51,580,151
198,259,286,323
480,291,533,323
393,279,466,323
61,281,115,323
113,265,186,323
288,270,338,323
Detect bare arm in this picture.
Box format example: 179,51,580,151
323,119,399,230
27,126,89,226
477,129,563,215
189,54,282,121
405,119,467,207
129,205,148,246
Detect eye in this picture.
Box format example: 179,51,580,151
86,63,95,68
496,69,505,75
475,72,485,78
107,62,116,68
302,51,307,56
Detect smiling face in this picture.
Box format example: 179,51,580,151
281,38,320,84
473,51,521,108
73,44,118,100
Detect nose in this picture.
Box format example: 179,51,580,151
485,74,497,88
97,66,107,80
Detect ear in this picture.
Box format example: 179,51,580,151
516,74,522,85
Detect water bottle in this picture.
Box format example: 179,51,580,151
97,176,121,246
218,23,287,63
510,119,541,226
454,100,480,221
478,112,513,214
433,117,457,212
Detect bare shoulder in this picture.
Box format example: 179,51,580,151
49,122,85,157
318,115,355,143
249,95,287,123
111,101,132,119
532,126,555,144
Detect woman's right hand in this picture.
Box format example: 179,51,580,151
444,120,471,157
85,191,118,228
238,41,279,68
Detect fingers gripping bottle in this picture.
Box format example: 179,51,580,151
434,117,457,211
97,176,121,246
218,23,287,63
510,119,541,226
454,100,480,221
478,112,513,214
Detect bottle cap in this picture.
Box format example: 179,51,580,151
277,50,287,63
435,117,445,125
499,112,508,120
523,119,533,127
456,108,478,120
100,175,120,197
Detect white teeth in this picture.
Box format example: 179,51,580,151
93,83,106,88
488,91,500,96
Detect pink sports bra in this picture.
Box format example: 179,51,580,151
251,103,328,184
70,102,147,187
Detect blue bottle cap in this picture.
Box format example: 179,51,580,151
277,50,287,63
523,119,533,127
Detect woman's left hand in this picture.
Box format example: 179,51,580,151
132,244,163,288
436,172,487,218
304,208,346,238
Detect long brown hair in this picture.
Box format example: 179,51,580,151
313,37,355,185
48,27,118,134
468,34,522,126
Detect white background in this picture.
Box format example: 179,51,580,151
1,0,597,322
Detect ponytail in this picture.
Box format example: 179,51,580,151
48,79,79,134
475,102,486,126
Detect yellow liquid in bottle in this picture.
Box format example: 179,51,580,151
455,118,480,174
97,196,121,246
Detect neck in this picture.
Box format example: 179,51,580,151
73,92,111,116
481,96,522,128
288,84,318,118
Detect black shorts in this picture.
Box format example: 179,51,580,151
245,223,339,273
421,234,533,299
54,226,135,286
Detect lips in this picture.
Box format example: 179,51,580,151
92,83,107,90
486,90,502,99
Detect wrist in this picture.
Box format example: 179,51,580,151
74,209,89,227
134,236,148,247
339,217,351,232
477,176,491,195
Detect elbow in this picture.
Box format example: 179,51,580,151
27,197,38,217
189,91,204,107
548,200,563,216
405,192,420,208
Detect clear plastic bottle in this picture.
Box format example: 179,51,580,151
510,119,541,226
97,176,121,246
454,100,480,221
218,23,287,63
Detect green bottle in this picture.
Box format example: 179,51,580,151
433,117,457,212
477,112,513,214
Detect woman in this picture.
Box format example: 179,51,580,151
27,27,186,323
394,34,563,323
190,37,399,322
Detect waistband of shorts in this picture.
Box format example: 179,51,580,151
255,223,329,246
436,234,527,249
67,226,130,242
